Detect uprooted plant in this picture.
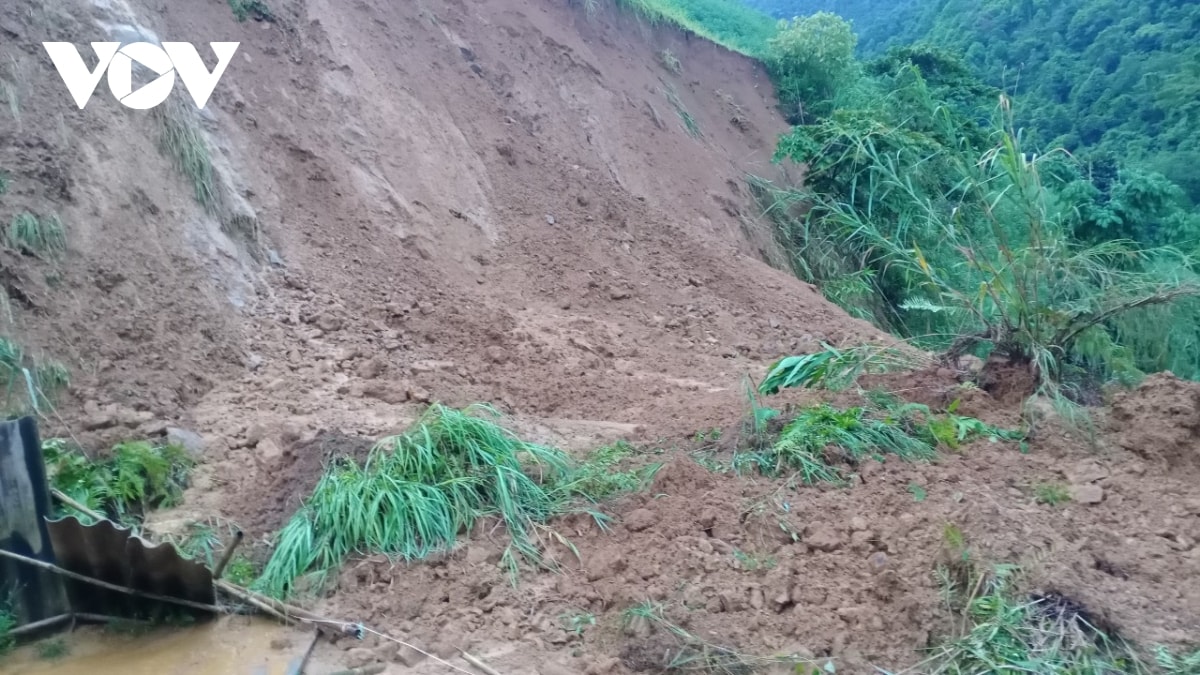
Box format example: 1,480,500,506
255,403,616,599
738,388,1021,485
619,600,823,674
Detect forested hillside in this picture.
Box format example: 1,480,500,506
740,0,1200,205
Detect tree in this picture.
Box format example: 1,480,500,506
766,12,858,121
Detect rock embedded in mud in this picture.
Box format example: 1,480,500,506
623,508,657,532
1071,484,1105,504
803,525,845,552
167,427,206,457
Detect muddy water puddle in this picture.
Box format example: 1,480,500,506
0,615,313,675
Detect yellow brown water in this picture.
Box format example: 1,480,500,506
0,615,306,675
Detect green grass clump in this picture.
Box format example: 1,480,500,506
0,337,70,417
661,83,701,138
154,102,217,213
256,404,602,599
36,638,69,660
0,171,9,195
228,0,273,22
42,438,193,524
557,440,662,501
928,565,1143,674
1034,483,1071,506
4,212,65,258
737,399,1018,485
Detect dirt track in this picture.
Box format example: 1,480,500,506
1,0,1198,672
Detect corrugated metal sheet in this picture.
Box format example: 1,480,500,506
46,515,215,618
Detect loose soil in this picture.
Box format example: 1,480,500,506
0,0,1197,673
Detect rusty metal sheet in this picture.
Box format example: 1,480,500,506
46,515,215,618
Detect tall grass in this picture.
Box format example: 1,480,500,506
154,99,217,213
5,212,66,258
0,337,70,417
42,438,193,524
256,404,603,598
772,92,1200,409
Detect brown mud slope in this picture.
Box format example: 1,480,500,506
1,0,1198,672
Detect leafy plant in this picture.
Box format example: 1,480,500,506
907,483,927,502
42,438,193,524
759,343,921,394
255,404,605,598
766,12,859,121
1154,645,1200,675
737,398,1017,485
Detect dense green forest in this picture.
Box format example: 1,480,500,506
609,0,1200,398
742,0,1200,207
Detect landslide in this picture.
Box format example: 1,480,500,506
3,1,1198,674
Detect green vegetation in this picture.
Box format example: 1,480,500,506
5,211,65,258
927,564,1142,674
1034,483,1071,507
560,440,663,501
154,101,217,213
256,403,618,599
759,37,1200,406
228,0,273,22
42,438,193,525
0,598,14,657
165,518,258,585
0,337,70,417
36,638,69,660
734,397,1019,485
660,83,701,138
0,171,9,195
612,0,776,57
765,12,858,121
759,343,919,394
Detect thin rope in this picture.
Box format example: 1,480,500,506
304,618,478,675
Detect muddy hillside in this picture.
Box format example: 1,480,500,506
0,0,1198,673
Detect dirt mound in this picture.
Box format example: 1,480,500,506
1109,373,1200,474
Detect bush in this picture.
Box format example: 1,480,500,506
43,438,193,523
255,404,604,598
766,12,858,121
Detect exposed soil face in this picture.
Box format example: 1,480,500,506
1,0,1199,672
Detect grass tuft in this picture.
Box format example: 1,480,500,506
736,399,1019,485
154,100,217,213
256,403,608,598
5,212,66,258
36,638,69,660
661,83,701,139
1034,483,1071,506
760,342,922,394
927,565,1145,674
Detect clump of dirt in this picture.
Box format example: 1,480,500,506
229,430,376,536
1108,372,1200,474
